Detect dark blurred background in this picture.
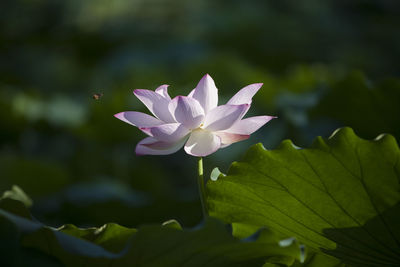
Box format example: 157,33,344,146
1,0,399,228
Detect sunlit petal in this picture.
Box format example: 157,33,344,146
203,104,249,131
135,137,188,155
133,89,175,123
215,132,250,146
184,129,221,156
227,83,263,105
141,123,190,142
114,111,163,127
192,74,218,113
223,116,276,135
169,96,205,129
187,88,195,98
155,84,171,100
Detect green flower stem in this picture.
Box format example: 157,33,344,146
197,157,208,218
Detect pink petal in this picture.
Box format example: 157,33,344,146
184,130,221,157
192,74,218,113
227,83,263,105
203,104,249,131
169,96,205,129
215,132,250,146
114,112,163,127
133,89,175,123
155,84,171,100
140,123,190,142
135,137,187,155
224,116,276,135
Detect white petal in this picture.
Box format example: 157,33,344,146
135,137,187,155
184,129,221,157
192,74,218,113
114,112,163,127
187,88,195,98
215,132,250,146
169,96,205,129
133,89,175,123
203,104,249,131
227,83,263,105
224,116,276,135
220,143,232,148
141,123,190,142
155,84,171,100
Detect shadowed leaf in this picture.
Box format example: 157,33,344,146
0,189,302,266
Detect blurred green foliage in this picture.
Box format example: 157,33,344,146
0,0,399,230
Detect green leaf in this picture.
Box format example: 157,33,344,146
58,223,137,253
207,127,400,267
122,218,302,267
0,188,302,266
291,251,347,267
161,219,183,230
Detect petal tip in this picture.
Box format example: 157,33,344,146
135,150,146,156
201,73,213,81
135,142,153,156
260,115,278,124
133,89,145,95
134,145,144,156
114,112,124,120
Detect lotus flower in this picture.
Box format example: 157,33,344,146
114,74,275,157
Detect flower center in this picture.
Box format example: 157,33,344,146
190,123,205,132
192,124,207,133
